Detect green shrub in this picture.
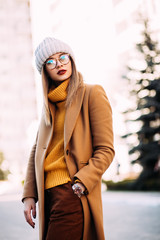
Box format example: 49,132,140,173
102,177,160,191
0,151,10,180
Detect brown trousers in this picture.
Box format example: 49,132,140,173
44,182,84,240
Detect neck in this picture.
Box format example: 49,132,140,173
48,78,69,103
52,77,70,88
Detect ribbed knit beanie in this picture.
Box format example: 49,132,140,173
35,37,75,74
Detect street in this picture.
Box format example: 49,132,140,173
0,191,160,240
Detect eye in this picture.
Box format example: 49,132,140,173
59,54,70,64
60,54,67,60
46,59,54,64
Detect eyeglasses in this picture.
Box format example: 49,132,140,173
45,54,70,70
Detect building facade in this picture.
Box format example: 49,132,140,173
0,0,37,177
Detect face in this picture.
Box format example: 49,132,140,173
44,52,72,84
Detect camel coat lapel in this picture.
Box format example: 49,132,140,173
64,85,85,150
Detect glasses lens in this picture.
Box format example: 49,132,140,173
46,59,56,69
59,54,70,65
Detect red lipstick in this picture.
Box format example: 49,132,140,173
57,69,66,75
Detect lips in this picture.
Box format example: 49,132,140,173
57,69,67,75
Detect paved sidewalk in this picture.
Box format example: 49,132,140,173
0,191,160,240
103,191,160,240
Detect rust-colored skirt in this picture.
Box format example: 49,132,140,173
44,182,84,240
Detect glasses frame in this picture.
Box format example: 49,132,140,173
44,53,70,70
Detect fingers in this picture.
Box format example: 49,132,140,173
24,209,35,228
76,183,85,192
72,183,84,198
23,198,36,228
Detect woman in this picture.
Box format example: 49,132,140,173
22,37,115,240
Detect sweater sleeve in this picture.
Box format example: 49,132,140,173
74,85,115,194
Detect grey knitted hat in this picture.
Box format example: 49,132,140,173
35,37,75,74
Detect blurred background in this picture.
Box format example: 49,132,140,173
0,0,160,239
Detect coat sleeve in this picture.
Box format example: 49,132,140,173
22,136,38,202
74,85,115,194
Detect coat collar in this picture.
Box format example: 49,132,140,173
64,85,86,149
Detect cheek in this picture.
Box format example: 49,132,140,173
47,69,57,79
68,68,72,77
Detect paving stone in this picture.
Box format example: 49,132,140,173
0,191,160,240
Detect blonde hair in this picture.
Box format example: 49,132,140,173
41,58,84,126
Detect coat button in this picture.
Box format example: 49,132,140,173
66,149,69,155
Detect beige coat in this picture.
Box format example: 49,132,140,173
22,83,115,240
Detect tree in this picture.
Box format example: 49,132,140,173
122,18,160,190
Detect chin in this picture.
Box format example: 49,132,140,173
56,74,71,81
56,77,69,81
51,77,69,84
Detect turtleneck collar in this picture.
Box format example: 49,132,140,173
48,79,69,103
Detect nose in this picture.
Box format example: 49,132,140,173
56,59,63,68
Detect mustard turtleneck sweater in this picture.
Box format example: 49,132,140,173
44,79,71,189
